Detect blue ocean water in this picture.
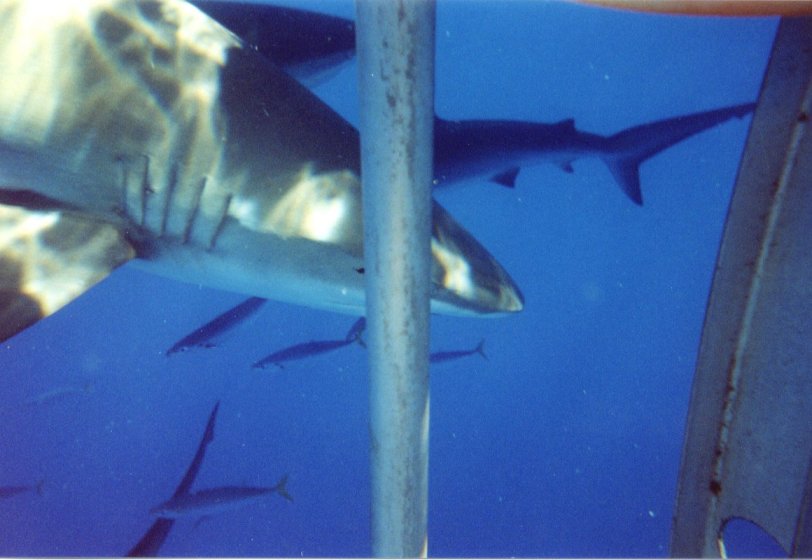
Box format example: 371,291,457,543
0,1,778,557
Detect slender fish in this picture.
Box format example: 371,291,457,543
166,297,266,356
431,339,488,364
149,476,292,518
25,382,94,405
0,480,43,499
252,339,355,370
127,402,220,557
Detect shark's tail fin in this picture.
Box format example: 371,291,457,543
602,102,756,205
475,339,488,361
275,474,293,502
345,317,367,347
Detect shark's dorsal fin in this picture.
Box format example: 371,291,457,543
0,205,134,342
553,118,576,133
490,167,521,188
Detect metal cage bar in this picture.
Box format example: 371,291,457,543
355,1,436,556
670,17,812,558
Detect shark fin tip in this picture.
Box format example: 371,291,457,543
490,167,520,188
476,339,487,360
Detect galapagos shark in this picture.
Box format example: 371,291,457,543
432,104,756,205
190,2,756,205
0,0,523,343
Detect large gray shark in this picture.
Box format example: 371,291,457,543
0,0,523,343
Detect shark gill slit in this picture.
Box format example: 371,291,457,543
139,155,151,226
182,176,207,245
208,193,232,251
159,163,179,236
115,154,129,219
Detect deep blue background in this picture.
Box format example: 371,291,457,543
0,1,777,557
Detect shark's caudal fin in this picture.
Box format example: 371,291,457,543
274,474,294,502
475,339,488,361
602,102,756,205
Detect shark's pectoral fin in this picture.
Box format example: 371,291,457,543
490,167,521,188
0,205,135,342
553,118,577,133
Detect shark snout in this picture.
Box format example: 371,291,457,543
501,280,525,313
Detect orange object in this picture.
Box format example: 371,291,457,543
573,0,812,16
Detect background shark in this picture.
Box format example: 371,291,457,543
0,0,522,343
192,1,755,205
432,104,755,204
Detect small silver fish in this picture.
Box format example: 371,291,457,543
430,339,487,364
252,339,356,370
25,383,94,406
149,476,292,518
165,297,266,356
128,401,220,556
0,480,43,499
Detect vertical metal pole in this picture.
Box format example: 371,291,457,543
355,0,435,557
